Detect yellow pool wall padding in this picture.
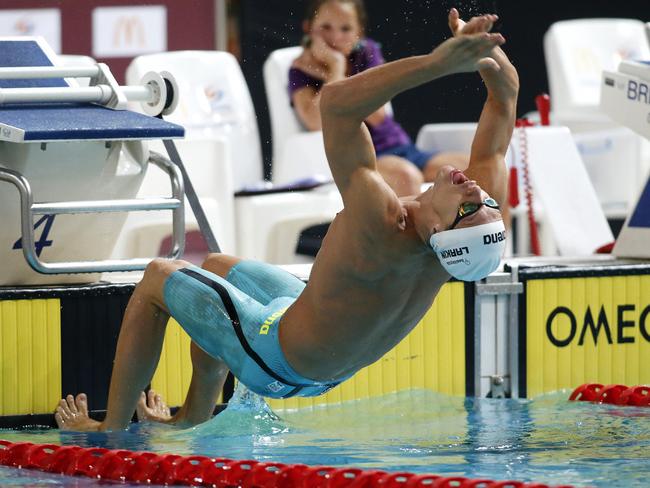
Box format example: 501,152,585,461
0,299,61,416
526,275,650,398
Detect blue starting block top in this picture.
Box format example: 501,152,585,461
0,39,184,143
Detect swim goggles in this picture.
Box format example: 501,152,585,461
449,197,500,230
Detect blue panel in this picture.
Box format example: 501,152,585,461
629,179,650,228
0,40,68,88
0,40,184,141
0,103,184,141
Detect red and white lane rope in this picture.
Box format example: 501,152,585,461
0,439,576,487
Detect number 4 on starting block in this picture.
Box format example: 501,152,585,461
12,214,56,257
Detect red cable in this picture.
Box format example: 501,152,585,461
517,125,541,256
535,94,551,127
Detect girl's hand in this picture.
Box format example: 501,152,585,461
292,35,347,83
309,35,346,68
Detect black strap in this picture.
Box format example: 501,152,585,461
178,268,305,396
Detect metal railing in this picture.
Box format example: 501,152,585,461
0,151,185,274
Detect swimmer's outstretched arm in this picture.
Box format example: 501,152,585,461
449,9,519,206
320,29,505,199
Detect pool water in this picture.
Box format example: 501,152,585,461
1,387,649,487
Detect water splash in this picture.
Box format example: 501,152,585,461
184,383,286,438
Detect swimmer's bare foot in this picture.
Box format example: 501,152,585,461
136,390,173,424
55,393,101,431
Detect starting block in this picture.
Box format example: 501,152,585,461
0,37,186,286
601,58,650,258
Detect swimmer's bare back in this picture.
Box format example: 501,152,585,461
279,189,447,383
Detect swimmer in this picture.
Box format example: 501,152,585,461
55,9,518,431
290,0,470,196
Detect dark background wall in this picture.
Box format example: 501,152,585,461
239,0,650,179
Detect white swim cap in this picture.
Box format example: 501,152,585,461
429,220,506,281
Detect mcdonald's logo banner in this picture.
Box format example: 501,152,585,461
92,5,167,58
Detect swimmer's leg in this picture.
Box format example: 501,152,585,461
421,152,469,181
203,253,305,304
137,342,229,426
56,258,190,432
376,154,424,196
201,253,242,279
138,253,241,426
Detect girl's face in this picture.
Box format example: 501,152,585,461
306,1,362,56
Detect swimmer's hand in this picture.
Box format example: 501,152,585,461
430,32,505,74
448,8,498,38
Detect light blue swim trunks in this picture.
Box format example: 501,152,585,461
163,261,349,399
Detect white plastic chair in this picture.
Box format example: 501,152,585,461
126,50,342,264
263,46,332,185
415,123,477,154
122,51,241,257
545,19,649,125
543,19,650,215
264,46,397,185
127,51,263,191
109,136,236,259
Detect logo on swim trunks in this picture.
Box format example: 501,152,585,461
267,381,285,393
259,307,288,335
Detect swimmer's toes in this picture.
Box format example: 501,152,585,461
55,403,69,422
137,389,171,423
155,394,166,409
65,394,78,414
147,389,157,408
58,398,72,418
54,410,65,428
155,392,170,414
136,392,148,421
76,393,89,415
55,394,100,431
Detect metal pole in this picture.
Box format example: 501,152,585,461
0,85,153,105
161,139,222,253
0,66,101,79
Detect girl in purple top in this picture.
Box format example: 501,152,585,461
289,0,468,196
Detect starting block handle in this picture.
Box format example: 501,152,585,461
0,153,186,274
0,64,178,116
0,85,121,105
0,66,100,79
